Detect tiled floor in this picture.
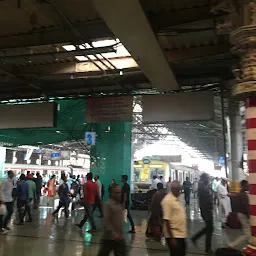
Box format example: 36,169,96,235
0,198,244,256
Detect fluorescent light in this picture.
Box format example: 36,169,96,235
62,45,76,51
92,39,116,47
75,56,88,61
56,131,61,134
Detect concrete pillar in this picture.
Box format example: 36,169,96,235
244,97,256,254
90,121,132,200
230,11,256,253
229,100,244,192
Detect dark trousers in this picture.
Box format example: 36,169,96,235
53,200,69,218
34,192,41,209
3,202,13,228
192,214,213,251
17,199,30,223
0,215,3,229
127,208,135,230
93,197,103,217
79,204,96,230
166,238,186,256
24,199,33,221
184,191,190,206
97,239,127,256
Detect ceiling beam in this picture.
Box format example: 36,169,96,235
93,0,179,91
9,44,231,77
0,46,115,65
11,57,138,75
0,20,113,50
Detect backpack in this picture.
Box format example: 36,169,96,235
71,181,79,196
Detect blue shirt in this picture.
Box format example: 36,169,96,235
17,180,29,201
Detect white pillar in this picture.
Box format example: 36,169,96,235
229,100,244,191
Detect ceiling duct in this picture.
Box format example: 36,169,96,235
93,0,179,90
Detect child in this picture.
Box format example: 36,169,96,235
0,200,7,234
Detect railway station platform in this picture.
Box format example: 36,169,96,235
0,197,243,256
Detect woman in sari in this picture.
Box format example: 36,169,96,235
146,182,166,241
47,175,56,206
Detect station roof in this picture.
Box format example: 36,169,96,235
0,0,234,160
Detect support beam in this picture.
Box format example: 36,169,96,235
12,57,138,75
93,0,179,90
0,46,115,65
0,21,113,49
10,44,230,76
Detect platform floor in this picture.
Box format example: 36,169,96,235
0,197,244,256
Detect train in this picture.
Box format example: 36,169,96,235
133,156,200,191
4,163,89,178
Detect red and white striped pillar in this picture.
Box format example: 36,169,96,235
244,97,256,256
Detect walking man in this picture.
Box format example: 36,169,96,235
183,177,192,206
76,172,98,233
228,180,250,248
17,174,29,225
212,177,220,205
94,175,104,218
52,175,70,219
97,186,127,256
0,170,14,231
34,172,42,209
161,181,187,256
191,173,214,254
121,175,135,233
217,179,231,228
25,174,36,222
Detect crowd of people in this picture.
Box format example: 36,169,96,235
0,170,249,256
145,174,248,256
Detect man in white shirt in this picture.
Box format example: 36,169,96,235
212,177,220,205
160,176,166,189
150,175,161,190
0,170,14,231
94,175,103,218
217,179,231,227
161,180,187,256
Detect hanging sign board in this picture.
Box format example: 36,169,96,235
142,92,214,122
86,96,133,123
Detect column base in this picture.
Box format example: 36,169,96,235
243,245,256,256
229,180,241,193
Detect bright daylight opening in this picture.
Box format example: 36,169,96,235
62,39,131,62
